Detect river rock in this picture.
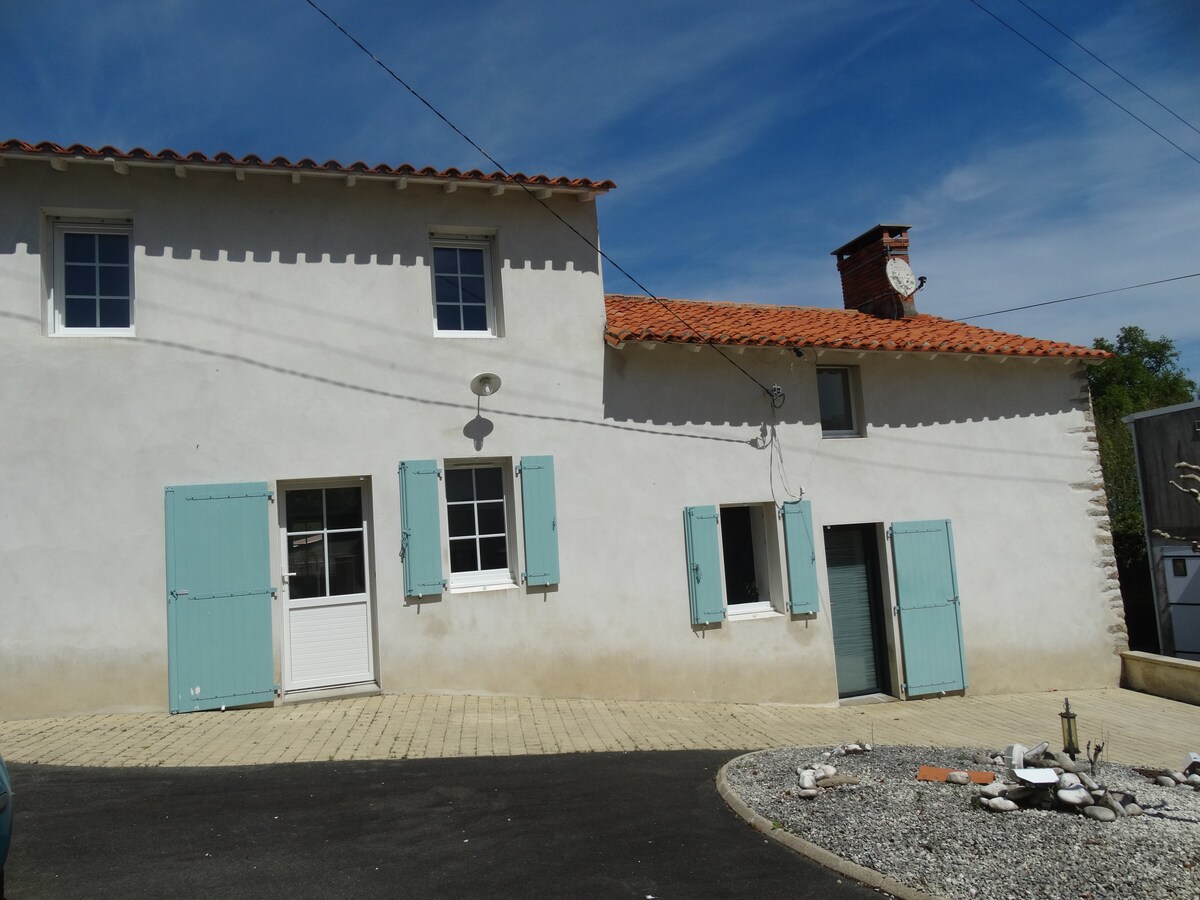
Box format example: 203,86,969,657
796,788,819,799
947,771,971,785
798,769,817,790
1169,771,1188,784
818,774,861,788
1058,773,1081,789
980,782,1007,799
1057,786,1093,806
817,764,837,778
1005,786,1037,802
1026,740,1050,761
1186,774,1200,786
1125,803,1144,816
1156,776,1177,788
1082,805,1117,822
987,797,1019,812
1052,752,1082,773
1101,793,1126,817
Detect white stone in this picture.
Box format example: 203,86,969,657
1058,773,1081,789
798,769,817,790
947,771,971,785
1125,803,1144,816
796,788,819,799
980,782,1007,799
818,764,838,778
1057,786,1093,806
1078,773,1100,792
1082,805,1116,822
1187,774,1200,787
1026,740,1050,761
987,798,1019,812
1169,771,1188,784
1156,776,1177,788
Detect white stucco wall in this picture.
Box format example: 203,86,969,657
0,158,1123,716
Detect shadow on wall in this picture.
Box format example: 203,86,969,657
0,162,600,275
602,344,1088,428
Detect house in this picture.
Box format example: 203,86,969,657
0,140,1124,717
1124,401,1200,660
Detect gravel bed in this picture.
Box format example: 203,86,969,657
723,745,1200,900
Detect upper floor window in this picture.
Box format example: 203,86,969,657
51,220,134,336
817,367,862,437
431,241,497,336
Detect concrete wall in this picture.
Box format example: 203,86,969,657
0,158,1124,716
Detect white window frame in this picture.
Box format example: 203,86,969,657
817,366,863,438
719,502,785,620
49,218,135,337
430,238,499,338
443,459,517,591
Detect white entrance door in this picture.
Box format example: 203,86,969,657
281,482,375,692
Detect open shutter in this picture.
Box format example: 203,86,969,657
683,505,724,624
518,455,559,586
781,500,819,615
165,482,276,714
891,519,967,696
399,460,445,597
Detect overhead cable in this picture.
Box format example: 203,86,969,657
961,272,1200,321
965,0,1200,168
302,0,782,404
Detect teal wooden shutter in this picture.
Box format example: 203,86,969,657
683,506,724,624
891,519,968,697
781,500,819,615
164,482,277,714
399,460,445,597
518,455,559,586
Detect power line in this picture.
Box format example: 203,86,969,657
302,0,781,404
965,0,1200,168
1014,0,1200,138
961,272,1200,321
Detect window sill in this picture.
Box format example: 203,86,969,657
820,431,865,439
726,606,784,622
448,581,519,595
52,328,136,338
433,330,499,339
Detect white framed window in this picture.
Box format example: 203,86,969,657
431,240,498,337
719,503,783,619
817,367,862,437
50,219,135,336
444,461,515,589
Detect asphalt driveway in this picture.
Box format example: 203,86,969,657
4,750,883,899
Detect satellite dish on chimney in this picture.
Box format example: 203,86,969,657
470,373,502,397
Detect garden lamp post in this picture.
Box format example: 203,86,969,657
1060,697,1080,761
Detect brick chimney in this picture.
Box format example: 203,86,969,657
831,224,917,319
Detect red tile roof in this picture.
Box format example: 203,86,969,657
604,294,1109,360
0,139,616,193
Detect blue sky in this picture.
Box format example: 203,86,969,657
4,0,1199,382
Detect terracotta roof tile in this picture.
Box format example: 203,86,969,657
0,139,616,192
603,295,1109,360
